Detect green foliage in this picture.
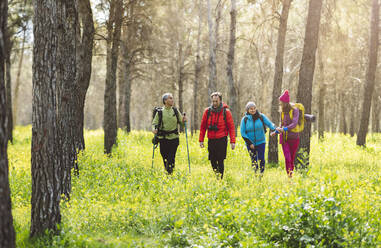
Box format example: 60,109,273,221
9,127,381,247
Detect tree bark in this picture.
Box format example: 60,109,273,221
178,43,184,132
104,0,123,154
75,0,94,151
317,43,325,140
371,84,380,133
30,0,62,237
119,21,131,132
296,0,323,168
268,0,292,164
207,0,217,100
227,0,238,133
0,0,16,246
56,0,77,200
4,34,12,143
357,0,379,146
192,0,202,134
13,26,26,126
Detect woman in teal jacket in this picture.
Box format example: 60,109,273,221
240,102,277,174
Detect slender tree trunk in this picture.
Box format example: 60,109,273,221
192,0,202,134
122,63,131,132
0,0,16,245
75,0,95,151
317,44,325,140
104,0,123,154
227,0,238,133
371,85,380,133
117,58,125,129
31,0,61,237
268,0,292,164
56,0,77,200
178,43,184,132
207,0,217,101
349,103,355,137
296,0,323,168
5,35,12,143
214,0,222,85
357,0,379,146
13,26,26,126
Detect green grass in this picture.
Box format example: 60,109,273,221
9,126,381,247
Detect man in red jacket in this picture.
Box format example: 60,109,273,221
199,92,236,179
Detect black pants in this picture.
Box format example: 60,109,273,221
208,137,227,179
159,138,179,174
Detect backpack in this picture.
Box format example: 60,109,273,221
281,103,305,132
152,106,180,133
244,113,267,133
206,107,229,131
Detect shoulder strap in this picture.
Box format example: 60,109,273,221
244,116,248,125
172,107,180,124
259,114,267,133
158,108,163,130
206,107,212,123
224,108,228,131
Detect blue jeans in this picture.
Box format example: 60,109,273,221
246,142,266,173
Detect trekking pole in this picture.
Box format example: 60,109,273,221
183,113,191,173
152,134,158,169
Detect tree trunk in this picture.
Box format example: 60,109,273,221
296,0,323,168
192,0,202,134
371,85,380,133
268,0,292,164
317,44,325,140
56,0,77,200
31,0,62,237
178,43,184,132
117,58,125,129
357,0,379,146
104,0,123,154
0,0,16,245
13,26,26,126
207,0,217,101
339,93,348,134
227,0,238,134
75,0,94,151
122,63,131,133
214,0,222,85
4,35,12,143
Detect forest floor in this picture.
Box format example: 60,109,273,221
9,126,381,247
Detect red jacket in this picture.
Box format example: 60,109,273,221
199,103,236,143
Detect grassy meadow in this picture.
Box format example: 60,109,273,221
8,126,381,247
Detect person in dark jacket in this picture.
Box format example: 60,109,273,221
199,92,236,179
240,102,277,175
152,93,186,174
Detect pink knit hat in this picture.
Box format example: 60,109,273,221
279,90,290,103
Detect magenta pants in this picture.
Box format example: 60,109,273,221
281,138,300,176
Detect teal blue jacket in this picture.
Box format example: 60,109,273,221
240,113,276,146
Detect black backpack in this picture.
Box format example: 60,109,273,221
244,113,267,133
152,106,180,134
206,107,228,131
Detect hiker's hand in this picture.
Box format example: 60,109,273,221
231,143,236,150
270,131,276,137
276,127,283,133
250,144,255,150
200,142,204,148
182,116,187,122
153,129,158,134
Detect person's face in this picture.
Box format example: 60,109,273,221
165,95,174,106
212,96,221,108
248,106,256,115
